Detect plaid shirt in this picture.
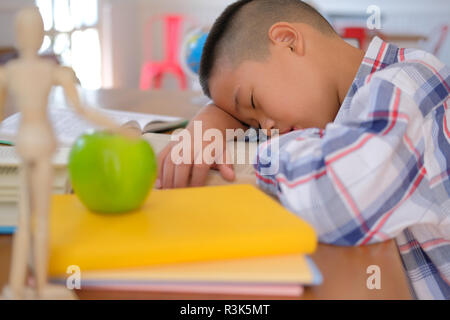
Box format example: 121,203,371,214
255,37,450,300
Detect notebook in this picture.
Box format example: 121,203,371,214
49,184,317,276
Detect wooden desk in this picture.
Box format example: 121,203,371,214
0,235,411,300
1,89,412,300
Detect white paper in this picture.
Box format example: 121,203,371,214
0,108,181,147
0,146,70,167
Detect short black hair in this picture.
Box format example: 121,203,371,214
199,0,337,98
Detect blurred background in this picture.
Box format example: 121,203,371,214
0,0,449,91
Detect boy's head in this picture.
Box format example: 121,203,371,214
200,0,362,132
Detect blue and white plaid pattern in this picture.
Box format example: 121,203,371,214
255,37,450,299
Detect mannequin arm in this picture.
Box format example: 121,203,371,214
54,66,138,137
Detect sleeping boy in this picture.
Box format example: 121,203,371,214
157,0,450,299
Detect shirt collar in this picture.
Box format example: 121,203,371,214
335,37,399,122
354,36,399,82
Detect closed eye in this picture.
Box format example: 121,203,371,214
250,92,260,129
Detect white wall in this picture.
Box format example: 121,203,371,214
315,0,450,34
0,0,35,47
100,0,141,88
101,0,450,88
2,0,448,87
101,0,235,88
314,0,450,65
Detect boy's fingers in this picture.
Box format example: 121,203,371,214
174,163,192,188
213,145,235,181
155,155,165,189
157,144,172,182
218,163,235,182
162,156,175,189
120,126,141,139
190,163,211,187
157,150,167,179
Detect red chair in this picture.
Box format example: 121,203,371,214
342,27,367,49
140,14,187,90
431,25,449,56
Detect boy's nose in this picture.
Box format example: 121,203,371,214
261,118,276,136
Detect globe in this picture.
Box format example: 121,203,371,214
180,28,209,79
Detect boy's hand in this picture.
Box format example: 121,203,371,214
156,132,235,189
100,125,141,140
156,104,247,189
115,126,142,139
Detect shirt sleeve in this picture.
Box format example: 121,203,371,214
254,77,432,246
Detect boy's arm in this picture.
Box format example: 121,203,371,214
255,78,434,246
157,103,248,188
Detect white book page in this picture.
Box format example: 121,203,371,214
0,167,19,188
0,146,70,167
0,202,18,227
0,108,181,147
101,109,181,130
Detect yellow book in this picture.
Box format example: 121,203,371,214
49,184,317,276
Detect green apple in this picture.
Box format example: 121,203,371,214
68,131,157,213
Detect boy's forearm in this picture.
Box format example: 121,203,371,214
187,104,248,134
0,87,5,122
0,68,5,122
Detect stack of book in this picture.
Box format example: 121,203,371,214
48,184,322,298
1,108,323,296
0,146,71,234
0,107,188,234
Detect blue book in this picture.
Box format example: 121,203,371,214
0,202,17,235
0,148,16,234
0,226,15,235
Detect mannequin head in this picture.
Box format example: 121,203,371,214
15,7,44,57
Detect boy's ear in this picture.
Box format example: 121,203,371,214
268,22,304,55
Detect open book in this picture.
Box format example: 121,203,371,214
0,107,188,147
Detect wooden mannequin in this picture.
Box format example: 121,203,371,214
0,7,134,300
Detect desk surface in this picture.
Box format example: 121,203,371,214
0,235,411,300
1,88,412,299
